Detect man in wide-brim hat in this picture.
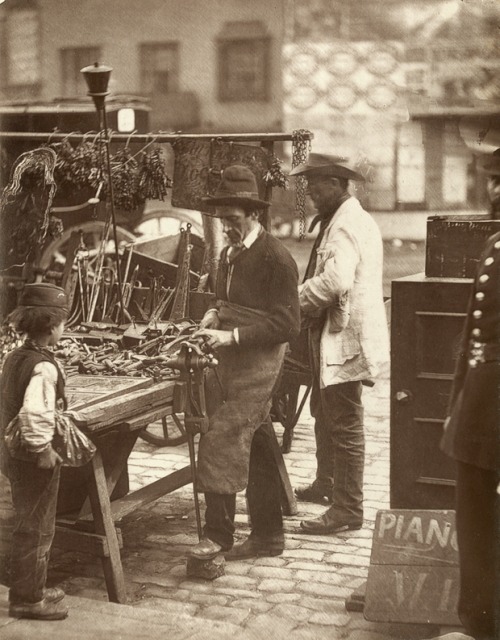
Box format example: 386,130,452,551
187,164,300,561
290,153,389,535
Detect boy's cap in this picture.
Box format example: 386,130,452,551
19,283,68,310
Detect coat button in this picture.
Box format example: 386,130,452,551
473,309,483,319
479,274,489,283
472,328,481,337
494,241,500,249
484,257,494,266
475,291,485,301
468,359,478,368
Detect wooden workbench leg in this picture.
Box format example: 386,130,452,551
86,449,127,603
267,420,298,516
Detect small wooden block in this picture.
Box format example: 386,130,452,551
186,554,225,580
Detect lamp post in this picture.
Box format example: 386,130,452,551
81,62,125,324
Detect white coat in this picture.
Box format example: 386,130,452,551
298,196,389,388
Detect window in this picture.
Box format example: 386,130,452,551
5,4,40,86
61,47,101,98
140,43,179,95
218,22,270,102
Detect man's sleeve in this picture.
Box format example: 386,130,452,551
238,259,301,347
18,361,58,453
298,227,359,314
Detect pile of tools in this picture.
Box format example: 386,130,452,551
55,319,199,379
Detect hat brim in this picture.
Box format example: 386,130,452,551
200,195,271,213
477,156,500,176
289,162,365,182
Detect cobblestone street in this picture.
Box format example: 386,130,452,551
0,363,456,639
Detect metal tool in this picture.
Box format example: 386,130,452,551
161,339,218,539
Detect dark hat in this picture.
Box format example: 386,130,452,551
201,164,270,212
19,283,68,310
289,153,365,182
477,149,500,176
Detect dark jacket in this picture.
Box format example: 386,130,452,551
215,230,300,347
441,231,500,471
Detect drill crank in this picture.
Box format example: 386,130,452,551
162,340,218,539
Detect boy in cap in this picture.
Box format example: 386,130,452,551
188,164,300,560
290,153,389,533
1,283,69,620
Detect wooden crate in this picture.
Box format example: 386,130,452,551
425,216,500,278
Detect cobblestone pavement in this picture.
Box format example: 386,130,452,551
0,365,458,639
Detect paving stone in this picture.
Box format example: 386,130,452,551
299,596,348,613
230,598,273,612
309,611,352,626
201,605,250,625
135,597,198,616
296,569,346,585
212,574,258,590
279,548,325,561
325,553,370,567
257,578,296,593
296,581,352,599
253,556,288,567
265,592,301,604
272,602,318,622
243,614,298,638
249,566,295,580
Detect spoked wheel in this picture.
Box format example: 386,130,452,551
139,413,188,447
39,220,136,275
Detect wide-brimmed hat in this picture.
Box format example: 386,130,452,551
477,149,500,176
201,164,270,212
289,153,365,182
19,283,68,310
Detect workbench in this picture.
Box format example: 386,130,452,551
55,374,297,603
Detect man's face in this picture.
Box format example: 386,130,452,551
486,175,500,219
216,206,258,246
306,176,343,215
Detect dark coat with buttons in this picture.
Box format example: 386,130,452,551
441,231,500,471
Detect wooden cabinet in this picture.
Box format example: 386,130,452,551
390,274,472,509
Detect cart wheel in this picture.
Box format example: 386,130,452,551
39,220,136,274
139,413,188,447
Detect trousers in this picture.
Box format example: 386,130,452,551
203,419,283,549
7,457,61,604
455,460,499,640
310,376,364,520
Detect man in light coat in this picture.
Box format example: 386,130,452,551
291,153,389,534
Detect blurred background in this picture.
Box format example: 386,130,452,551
0,0,499,291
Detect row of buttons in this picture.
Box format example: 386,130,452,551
468,238,500,367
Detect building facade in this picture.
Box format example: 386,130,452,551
284,0,500,215
0,0,285,133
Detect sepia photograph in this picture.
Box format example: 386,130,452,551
0,1,498,639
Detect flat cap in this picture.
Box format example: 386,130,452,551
19,283,68,310
289,153,365,182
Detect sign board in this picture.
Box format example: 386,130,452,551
364,509,460,625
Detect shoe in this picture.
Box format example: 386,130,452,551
294,483,333,504
225,533,284,560
44,587,65,604
9,598,69,620
187,537,225,560
300,512,362,535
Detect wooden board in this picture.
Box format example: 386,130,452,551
67,378,176,431
364,509,460,625
66,375,153,411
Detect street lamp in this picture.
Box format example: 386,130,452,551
81,62,125,323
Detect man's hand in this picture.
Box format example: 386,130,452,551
199,309,221,330
37,446,63,469
193,328,235,349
